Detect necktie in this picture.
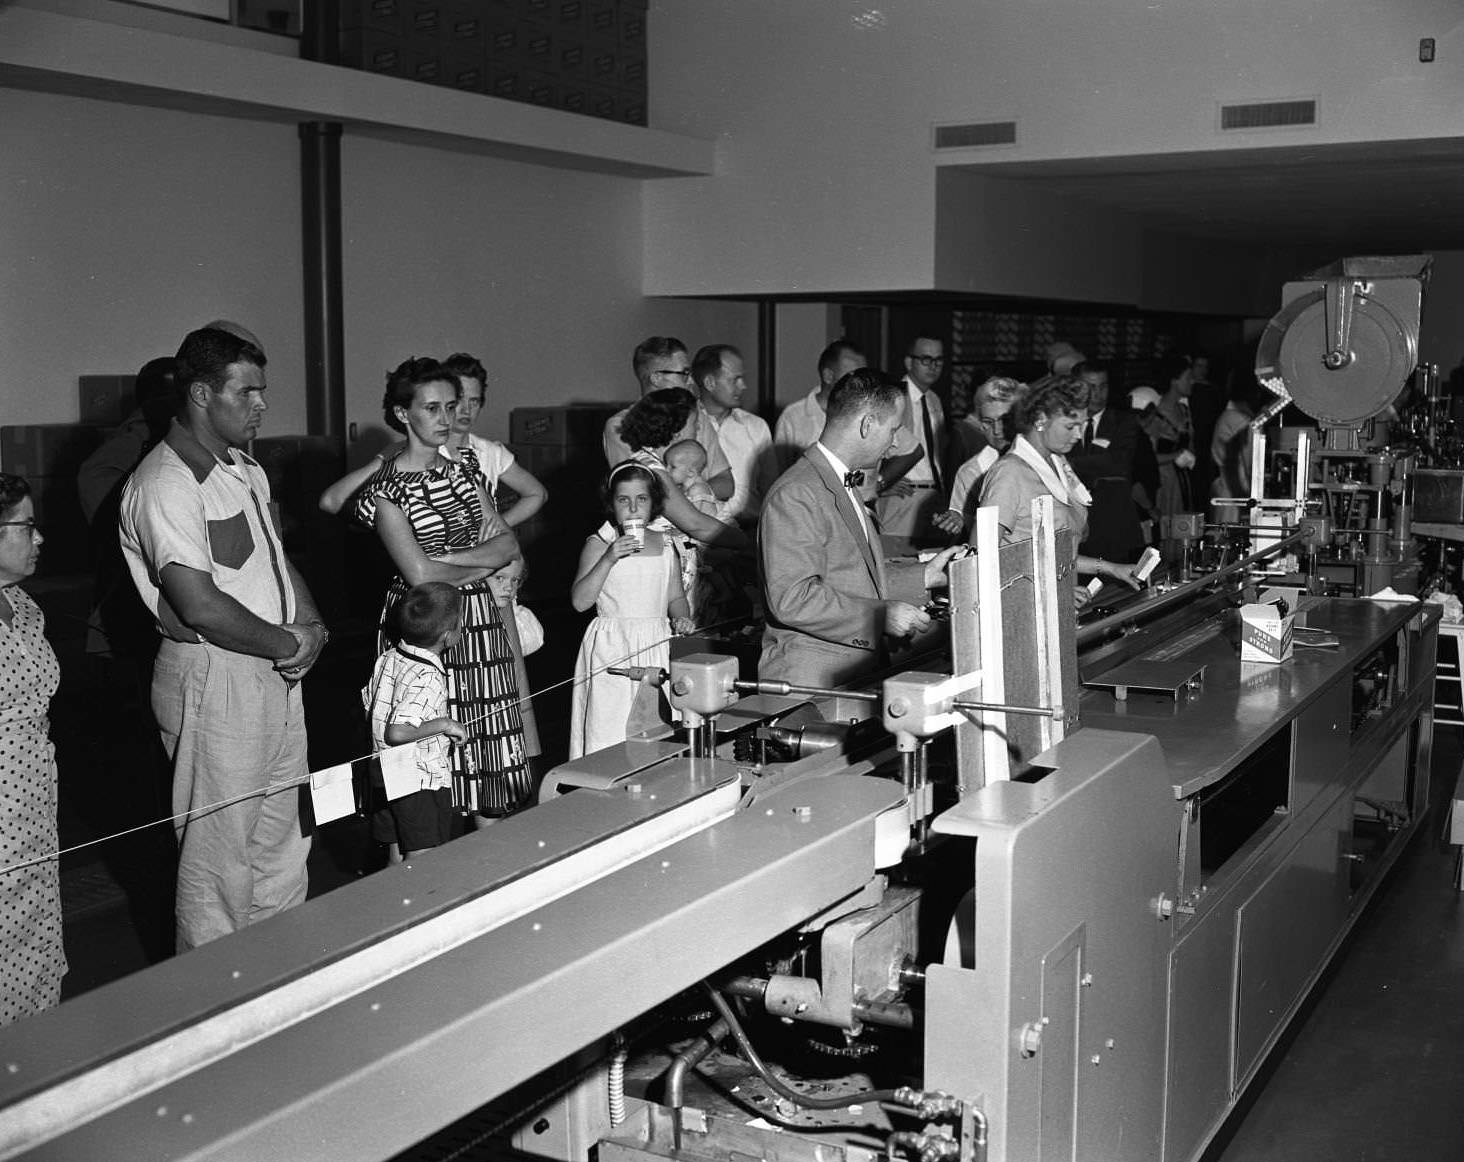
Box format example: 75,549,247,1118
1083,416,1094,449
920,395,943,491
842,474,873,544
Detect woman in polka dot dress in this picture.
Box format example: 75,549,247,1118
0,475,66,1024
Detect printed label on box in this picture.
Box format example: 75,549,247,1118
1239,603,1294,664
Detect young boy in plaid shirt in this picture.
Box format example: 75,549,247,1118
363,581,467,861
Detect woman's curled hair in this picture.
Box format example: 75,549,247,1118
1014,375,1087,433
619,388,694,452
382,357,460,433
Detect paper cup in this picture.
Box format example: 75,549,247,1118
622,517,646,550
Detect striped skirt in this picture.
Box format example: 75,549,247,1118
379,577,532,815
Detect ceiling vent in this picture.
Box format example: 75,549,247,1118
1219,98,1317,131
934,120,1017,149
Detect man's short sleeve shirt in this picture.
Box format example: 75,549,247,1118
119,424,295,642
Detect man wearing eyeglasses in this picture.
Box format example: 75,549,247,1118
875,335,948,554
602,336,733,499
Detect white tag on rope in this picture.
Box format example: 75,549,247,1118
379,743,424,801
309,762,356,824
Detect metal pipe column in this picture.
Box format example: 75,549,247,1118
757,300,777,422
300,0,346,441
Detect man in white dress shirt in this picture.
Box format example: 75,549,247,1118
875,335,947,554
691,344,775,523
602,336,732,499
773,339,867,471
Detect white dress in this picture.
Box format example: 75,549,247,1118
569,527,676,759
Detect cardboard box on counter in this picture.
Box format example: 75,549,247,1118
1240,603,1294,664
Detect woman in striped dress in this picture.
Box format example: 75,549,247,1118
354,357,531,820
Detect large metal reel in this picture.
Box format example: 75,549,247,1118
1256,286,1417,426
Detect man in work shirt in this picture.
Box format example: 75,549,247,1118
120,326,328,951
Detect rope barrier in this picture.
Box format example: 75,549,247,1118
0,612,758,880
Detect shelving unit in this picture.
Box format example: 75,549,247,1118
0,0,713,178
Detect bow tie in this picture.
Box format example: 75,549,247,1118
843,470,865,488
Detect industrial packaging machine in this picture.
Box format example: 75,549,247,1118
0,541,1437,1162
0,257,1443,1160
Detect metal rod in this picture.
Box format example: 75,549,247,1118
734,679,879,702
853,998,916,1031
899,749,916,793
1202,519,1385,536
1077,528,1308,647
693,719,715,759
951,699,1060,718
606,666,664,683
720,976,915,1030
911,745,929,846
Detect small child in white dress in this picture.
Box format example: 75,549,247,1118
487,556,544,658
568,463,694,759
486,556,544,786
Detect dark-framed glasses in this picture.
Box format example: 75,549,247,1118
909,354,945,368
0,520,39,536
653,368,693,381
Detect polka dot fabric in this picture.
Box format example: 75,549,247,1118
0,585,65,1025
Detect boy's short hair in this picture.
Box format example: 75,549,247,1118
665,439,707,469
391,581,462,648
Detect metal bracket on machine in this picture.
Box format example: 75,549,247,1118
1323,276,1360,371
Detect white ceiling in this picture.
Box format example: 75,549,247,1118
948,137,1464,254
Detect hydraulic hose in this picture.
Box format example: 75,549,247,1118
703,984,897,1111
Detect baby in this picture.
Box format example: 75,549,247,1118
663,439,737,622
665,439,731,524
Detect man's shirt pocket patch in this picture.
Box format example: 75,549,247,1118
207,511,254,570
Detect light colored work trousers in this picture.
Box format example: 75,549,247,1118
153,639,311,952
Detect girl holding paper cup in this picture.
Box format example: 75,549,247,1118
568,463,694,759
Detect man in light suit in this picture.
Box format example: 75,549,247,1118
760,369,960,687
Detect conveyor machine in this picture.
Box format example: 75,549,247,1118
1179,254,1432,595
0,490,1438,1162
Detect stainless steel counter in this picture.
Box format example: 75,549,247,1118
1081,597,1434,797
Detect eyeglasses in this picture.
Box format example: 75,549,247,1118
0,520,39,536
909,355,945,367
652,368,693,380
